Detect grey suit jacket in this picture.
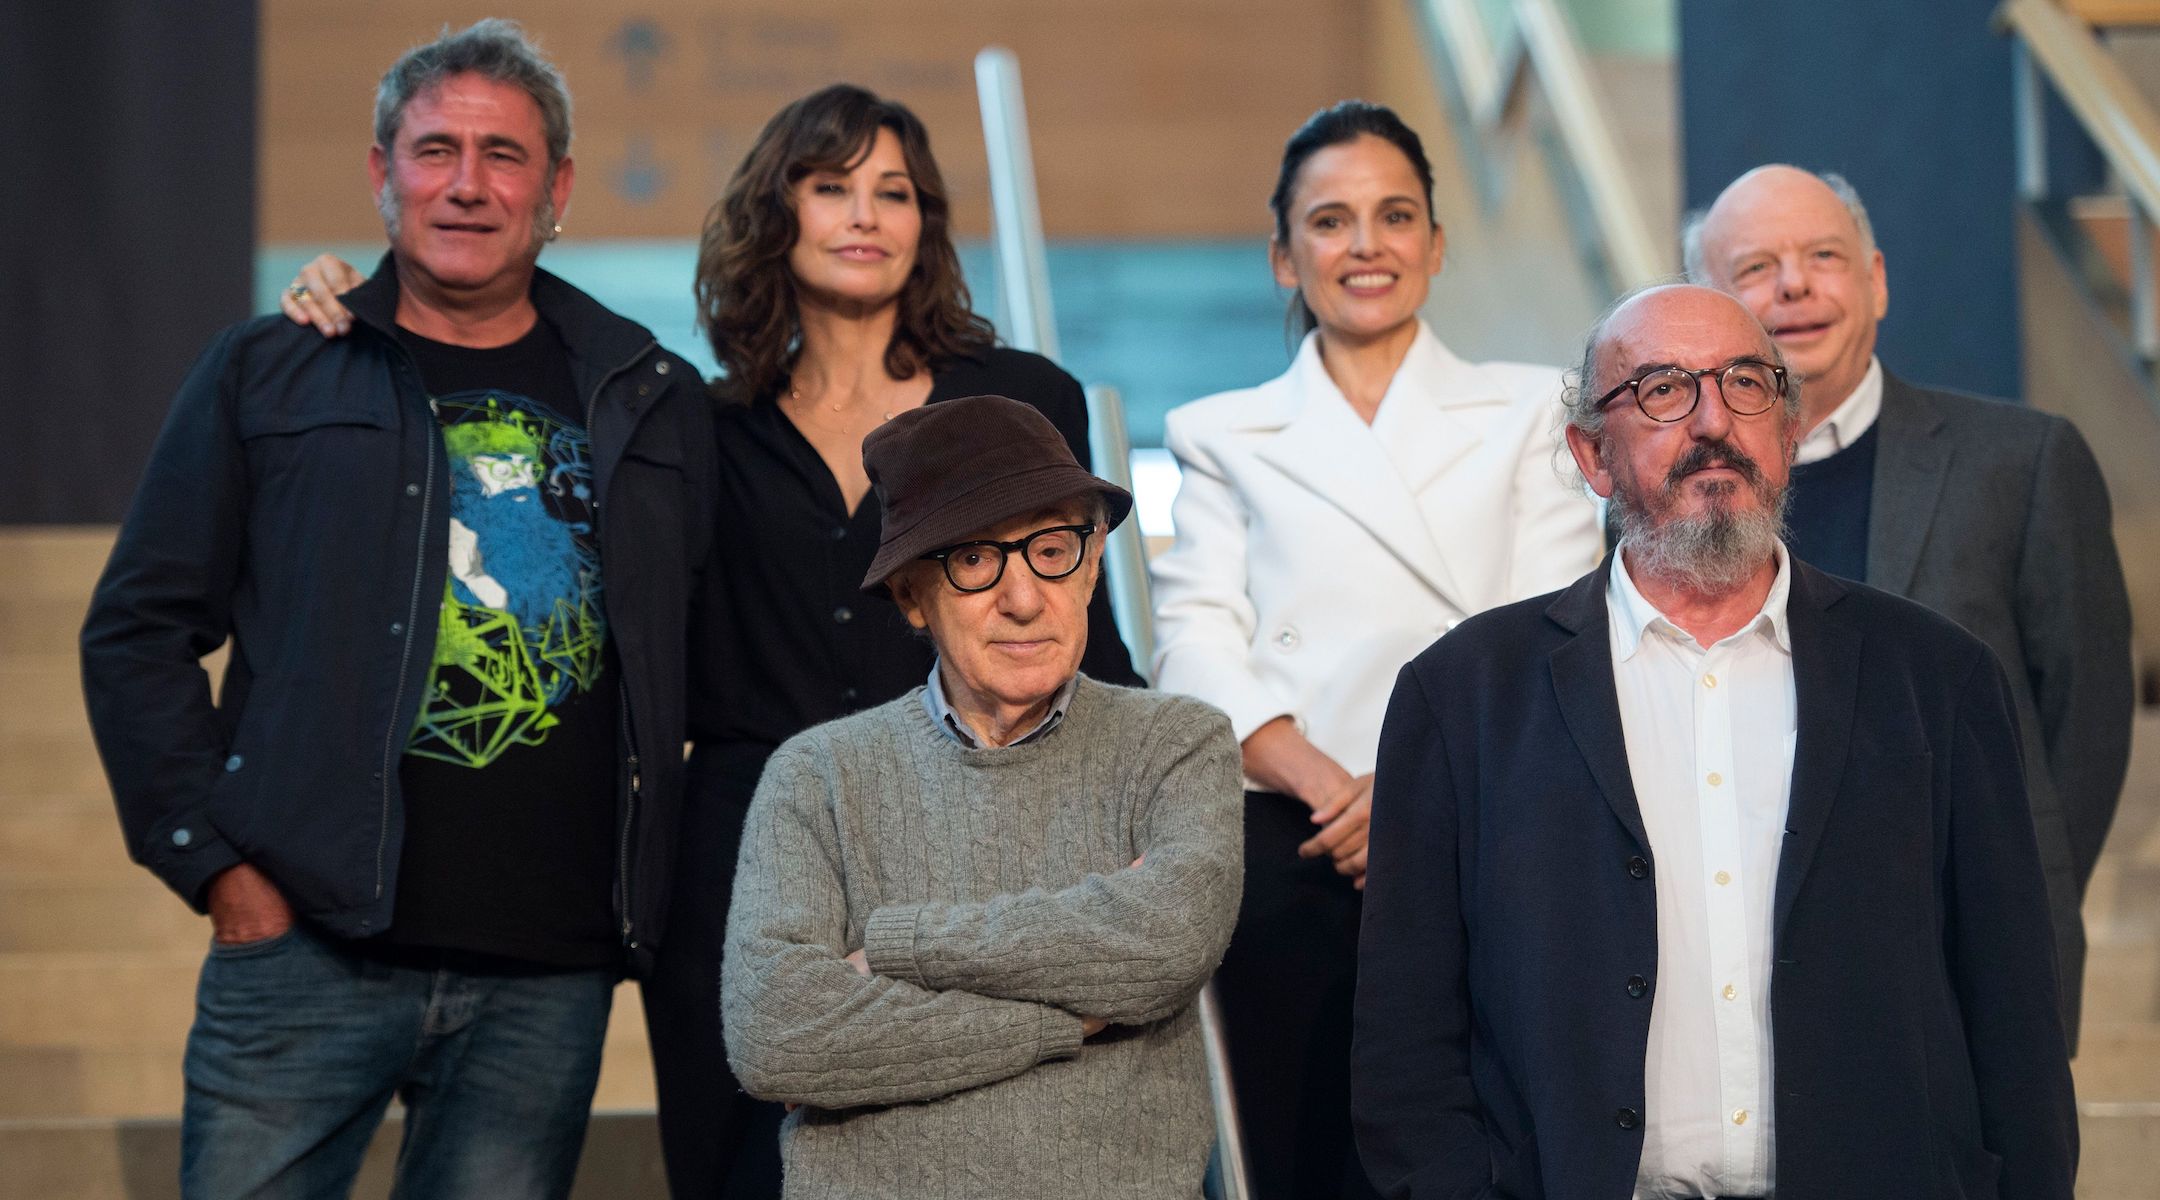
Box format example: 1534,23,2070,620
1865,370,2132,1046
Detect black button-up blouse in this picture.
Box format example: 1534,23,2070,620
686,346,1143,807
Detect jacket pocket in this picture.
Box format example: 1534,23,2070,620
1934,1124,2003,1200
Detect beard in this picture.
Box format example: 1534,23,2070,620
375,166,558,256
1610,438,1788,594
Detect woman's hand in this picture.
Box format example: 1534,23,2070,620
1241,715,1352,808
1298,773,1374,888
1243,717,1371,886
277,254,365,337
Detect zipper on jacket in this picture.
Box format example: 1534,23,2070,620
589,340,656,947
617,682,641,945
377,392,440,902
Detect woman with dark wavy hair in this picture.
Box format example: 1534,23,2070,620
281,81,1139,1199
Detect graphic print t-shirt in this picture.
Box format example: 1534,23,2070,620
388,319,620,967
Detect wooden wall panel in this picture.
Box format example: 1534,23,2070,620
260,1,1373,241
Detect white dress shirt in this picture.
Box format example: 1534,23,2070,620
1607,542,1796,1199
1792,356,1883,465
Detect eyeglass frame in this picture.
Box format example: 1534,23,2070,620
1592,357,1790,423
917,522,1099,593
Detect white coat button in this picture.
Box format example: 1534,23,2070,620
1274,627,1300,651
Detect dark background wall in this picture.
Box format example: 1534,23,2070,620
1678,1,2024,400
1,1,257,524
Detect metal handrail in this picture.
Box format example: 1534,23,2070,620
1084,385,1158,677
974,47,1061,360
972,46,1252,1200
2000,0,2160,356
1414,0,1672,291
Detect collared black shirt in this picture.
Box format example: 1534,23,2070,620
687,346,1143,807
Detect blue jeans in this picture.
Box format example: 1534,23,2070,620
180,923,616,1200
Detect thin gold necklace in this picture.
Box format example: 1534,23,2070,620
790,385,894,423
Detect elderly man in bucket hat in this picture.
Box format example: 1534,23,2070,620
720,394,1244,1198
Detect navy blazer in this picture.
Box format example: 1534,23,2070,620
1352,557,2075,1199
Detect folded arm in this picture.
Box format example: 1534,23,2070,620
862,703,1243,1025
722,739,1085,1110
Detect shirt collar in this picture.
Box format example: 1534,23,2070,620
1793,355,1883,465
920,659,1079,749
1607,539,1795,660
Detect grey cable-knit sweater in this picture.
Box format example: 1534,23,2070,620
721,675,1244,1199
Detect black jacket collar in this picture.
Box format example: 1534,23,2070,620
343,251,658,373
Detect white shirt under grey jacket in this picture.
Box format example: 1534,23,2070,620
1607,541,1797,1200
1149,321,1602,777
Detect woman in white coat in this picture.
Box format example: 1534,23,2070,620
1149,101,1602,1197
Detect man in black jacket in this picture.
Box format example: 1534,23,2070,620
79,20,713,1197
1353,284,2074,1198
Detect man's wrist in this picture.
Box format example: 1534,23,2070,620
862,906,925,985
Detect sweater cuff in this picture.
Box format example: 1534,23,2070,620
1037,1009,1085,1063
862,905,926,986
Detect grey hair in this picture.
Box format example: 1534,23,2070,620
374,19,572,169
1680,168,1877,283
1557,281,1803,480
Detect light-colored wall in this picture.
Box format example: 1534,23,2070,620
260,0,1373,242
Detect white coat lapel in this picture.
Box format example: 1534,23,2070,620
1252,330,1469,609
1375,329,1526,614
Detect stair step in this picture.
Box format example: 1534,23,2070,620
0,954,201,1051
0,527,114,599
0,663,93,739
0,1032,652,1122
2084,938,2160,1026
2079,1104,2160,1199
0,1107,666,1200
0,730,115,803
0,878,209,954
0,978,652,1119
0,803,134,878
2075,1021,2160,1102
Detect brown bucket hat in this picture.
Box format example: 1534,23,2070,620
860,394,1133,593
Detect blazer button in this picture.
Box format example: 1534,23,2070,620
1626,855,1649,879
1615,1107,1640,1130
1625,974,1648,998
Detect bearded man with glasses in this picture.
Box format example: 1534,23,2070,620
1352,285,2074,1199
719,394,1243,1198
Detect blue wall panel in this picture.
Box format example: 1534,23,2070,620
1678,1,2019,400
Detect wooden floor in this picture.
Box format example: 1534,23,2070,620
4,525,2157,1196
